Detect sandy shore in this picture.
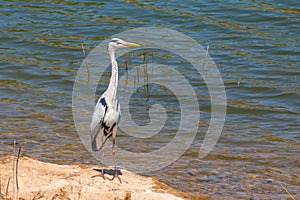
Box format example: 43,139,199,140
0,156,209,200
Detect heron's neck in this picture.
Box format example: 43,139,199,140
107,49,118,100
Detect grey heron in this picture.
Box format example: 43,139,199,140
90,38,140,183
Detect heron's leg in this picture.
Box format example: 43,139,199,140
110,137,122,183
101,134,105,178
92,131,106,180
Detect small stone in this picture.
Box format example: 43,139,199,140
200,175,214,182
266,179,273,183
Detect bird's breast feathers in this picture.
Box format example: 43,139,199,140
104,107,121,123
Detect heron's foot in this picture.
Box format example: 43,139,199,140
91,169,107,180
109,170,122,183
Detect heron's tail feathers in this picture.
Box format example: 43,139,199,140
91,133,102,151
91,132,112,152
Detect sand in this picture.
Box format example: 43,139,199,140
0,156,209,200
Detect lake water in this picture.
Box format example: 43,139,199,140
0,1,299,199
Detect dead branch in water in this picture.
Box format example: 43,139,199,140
81,43,90,82
205,45,209,57
277,180,296,200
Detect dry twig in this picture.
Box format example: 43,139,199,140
5,177,10,198
16,147,21,191
81,43,90,82
277,181,296,200
12,141,16,197
205,45,209,57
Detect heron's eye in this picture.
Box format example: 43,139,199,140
110,39,119,43
116,42,121,45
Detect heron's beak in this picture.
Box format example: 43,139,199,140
122,41,141,47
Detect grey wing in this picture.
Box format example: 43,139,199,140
90,96,108,151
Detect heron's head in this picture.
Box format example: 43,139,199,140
108,38,140,53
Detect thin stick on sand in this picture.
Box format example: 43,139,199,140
5,177,10,198
16,147,21,191
12,141,16,197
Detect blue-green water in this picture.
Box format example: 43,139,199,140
0,1,299,199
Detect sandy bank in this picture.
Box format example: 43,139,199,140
0,156,209,200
